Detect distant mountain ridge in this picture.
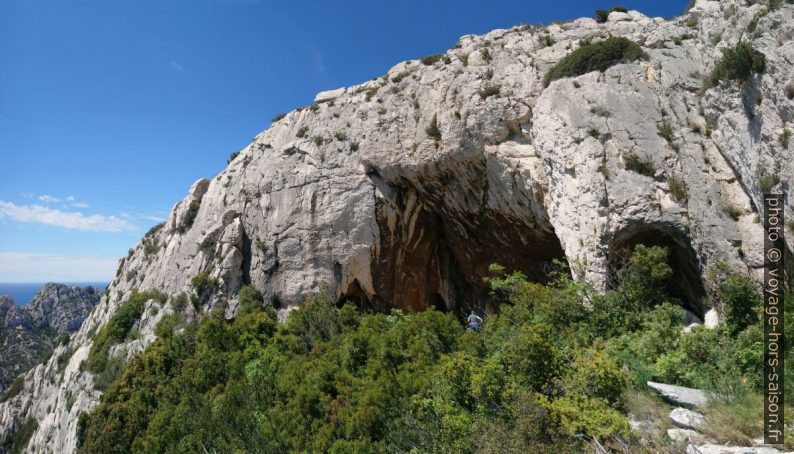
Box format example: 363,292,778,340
0,284,100,394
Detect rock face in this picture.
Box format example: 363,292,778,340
0,285,100,394
648,381,710,408
2,0,794,451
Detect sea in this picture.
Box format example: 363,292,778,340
0,282,109,306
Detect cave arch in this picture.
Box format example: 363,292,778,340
364,160,568,317
607,225,707,318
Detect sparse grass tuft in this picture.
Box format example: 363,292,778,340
758,169,779,193
425,114,441,141
623,150,656,177
478,85,500,99
721,203,743,220
780,128,791,149
701,392,763,446
667,174,687,202
657,122,675,144
420,54,444,65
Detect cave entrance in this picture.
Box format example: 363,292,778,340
607,226,706,318
366,175,567,317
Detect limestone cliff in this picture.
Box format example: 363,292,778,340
2,0,793,451
0,285,100,395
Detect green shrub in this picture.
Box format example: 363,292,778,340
191,272,219,310
143,236,159,258
313,135,324,146
85,291,151,376
237,285,265,314
622,149,655,177
420,54,444,65
144,222,165,238
0,376,24,403
390,71,409,83
271,113,286,123
350,141,359,152
179,200,200,233
254,236,268,254
478,85,500,99
721,203,743,220
155,313,183,338
480,48,492,62
705,42,766,89
785,83,794,100
717,274,761,335
227,151,240,164
543,37,647,87
780,128,791,149
657,121,675,144
595,6,629,23
425,114,441,141
296,126,309,138
667,174,687,202
4,418,37,454
334,131,347,141
171,292,189,312
758,169,779,193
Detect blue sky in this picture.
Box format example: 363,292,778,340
0,0,688,282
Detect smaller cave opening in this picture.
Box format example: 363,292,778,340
607,226,707,318
431,293,449,313
336,279,390,313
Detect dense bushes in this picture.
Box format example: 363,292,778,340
543,37,647,87
85,291,161,388
77,245,792,451
705,42,766,89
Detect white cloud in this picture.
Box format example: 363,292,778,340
66,195,76,202
170,61,184,72
37,194,59,203
72,202,90,209
0,201,137,232
0,252,119,282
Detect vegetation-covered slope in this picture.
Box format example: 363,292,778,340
76,246,793,452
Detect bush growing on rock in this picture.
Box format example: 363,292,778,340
595,6,628,23
543,37,647,87
178,200,200,233
704,42,766,89
85,291,157,388
622,149,656,177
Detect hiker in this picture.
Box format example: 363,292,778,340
466,311,483,332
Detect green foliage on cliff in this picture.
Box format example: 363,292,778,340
705,42,766,89
543,37,647,87
85,291,164,389
77,246,791,452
